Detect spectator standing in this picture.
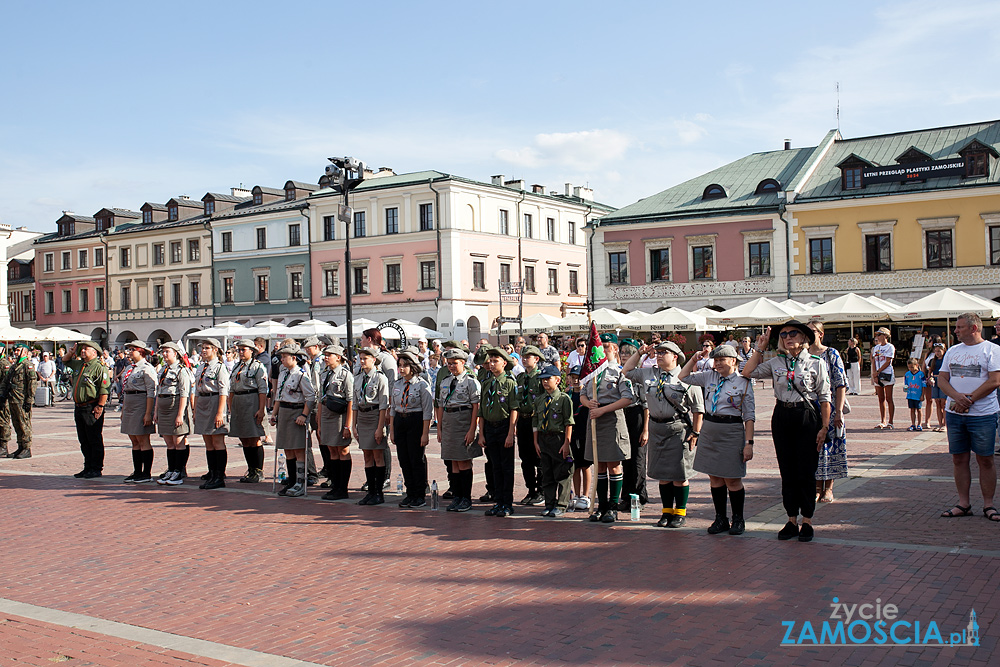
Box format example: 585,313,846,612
536,332,561,370
844,338,862,396
871,327,896,429
36,352,56,407
904,359,926,431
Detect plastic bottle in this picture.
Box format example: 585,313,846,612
277,452,287,482
397,473,404,494
630,493,641,522
431,480,439,510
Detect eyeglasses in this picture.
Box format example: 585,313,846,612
779,331,801,338
702,345,713,349
577,343,586,347
655,350,669,355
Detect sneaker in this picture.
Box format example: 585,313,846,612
123,472,139,483
729,516,746,535
455,498,473,512
238,469,263,483
398,496,413,508
550,507,566,517
520,493,544,506
667,514,686,528
442,489,454,500
707,514,730,534
81,470,103,479
588,510,603,522
600,510,618,524
541,508,554,517
574,496,591,511
484,504,501,516
495,505,513,517
201,475,226,490
656,513,672,527
479,491,495,503
133,473,153,484
165,472,184,486
408,497,427,508
157,471,173,485
357,493,375,505
74,469,89,478
321,490,340,501
445,497,461,512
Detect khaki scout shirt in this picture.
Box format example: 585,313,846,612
321,364,353,403
479,372,517,423
390,376,434,420
158,363,192,397
354,368,390,410
434,364,473,407
194,360,230,397
437,372,481,409
627,366,703,421
275,365,316,409
532,389,575,434
581,364,635,405
516,368,544,415
683,369,755,422
67,357,111,404
121,360,157,398
750,349,832,403
231,359,269,394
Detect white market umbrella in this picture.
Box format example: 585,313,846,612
778,299,810,314
34,326,89,342
708,297,799,327
867,296,903,309
388,319,446,340
0,325,45,342
191,321,252,338
328,318,382,341
801,293,893,338
590,308,638,331
889,288,1000,321
552,313,589,333
629,307,708,332
243,320,294,338
286,319,341,338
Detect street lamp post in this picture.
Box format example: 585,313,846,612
325,157,366,364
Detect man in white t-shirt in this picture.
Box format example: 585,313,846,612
937,312,1000,521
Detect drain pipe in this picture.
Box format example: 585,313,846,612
427,177,443,324
777,199,792,300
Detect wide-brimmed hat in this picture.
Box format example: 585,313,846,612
200,337,223,351
485,346,515,372
233,339,256,350
278,342,302,356
711,344,739,359
78,340,103,354
124,340,151,352
357,346,382,363
442,348,469,361
160,342,184,355
302,336,322,349
768,320,816,348
397,350,422,368
875,327,892,339
442,340,470,352
323,344,346,359
520,345,542,359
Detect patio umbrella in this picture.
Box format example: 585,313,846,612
628,307,708,332
800,293,893,338
889,288,1000,345
242,320,294,339
34,326,88,342
191,321,252,338
386,319,446,340
778,299,810,314
0,325,45,342
707,297,799,327
286,319,341,338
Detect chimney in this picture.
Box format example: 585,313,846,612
565,183,572,197
231,187,252,198
531,184,544,194
783,139,791,150
573,186,594,201
491,175,505,186
178,195,190,200
504,179,525,191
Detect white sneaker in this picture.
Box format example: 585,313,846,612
284,481,306,497
165,471,184,486
575,496,591,510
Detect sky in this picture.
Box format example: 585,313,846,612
2,0,999,232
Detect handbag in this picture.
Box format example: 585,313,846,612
324,395,349,414
878,371,893,384
842,398,851,414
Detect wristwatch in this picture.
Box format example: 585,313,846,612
745,439,754,445
691,431,700,437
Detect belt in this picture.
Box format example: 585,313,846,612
445,406,471,413
357,406,379,412
776,400,807,409
705,413,743,424
198,392,219,397
279,401,304,409
649,415,678,424
75,400,97,407
157,393,181,398
397,411,424,417
234,389,259,395
124,390,145,395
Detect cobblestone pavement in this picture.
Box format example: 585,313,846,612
1,387,997,666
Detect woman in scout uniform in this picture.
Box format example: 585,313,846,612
478,347,519,517
120,341,158,483
390,350,434,508
580,337,635,524
353,347,391,505
192,338,231,490
228,339,269,483
678,344,755,536
154,342,192,485
436,348,481,512
64,341,112,478
623,341,704,528
533,364,575,517
515,345,544,506
269,343,315,498
618,337,650,511
742,320,832,542
319,345,354,501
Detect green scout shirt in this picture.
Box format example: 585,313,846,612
531,390,574,434
516,368,543,416
66,357,111,404
479,372,517,423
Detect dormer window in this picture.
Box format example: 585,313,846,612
143,210,152,224
285,188,295,201
958,139,997,179
894,146,934,164
836,154,874,191
253,192,263,205
205,200,215,215
754,179,781,195
59,222,75,236
168,205,178,221
318,175,331,189
843,167,862,189
95,217,108,232
702,184,727,200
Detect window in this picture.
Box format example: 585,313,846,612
649,248,670,281
171,283,181,307
865,234,891,272
419,203,433,231
966,152,988,178
153,243,164,265
223,277,234,303
120,286,131,310
568,221,576,245
44,253,53,272
420,261,436,290
95,287,104,311
354,211,366,238
324,268,339,297
569,270,579,295
926,230,953,269
608,251,628,284
288,223,301,247
61,252,71,270
692,246,713,280
702,184,727,200
221,232,232,253
323,215,336,241
168,205,178,221
205,200,215,215
44,291,54,314
256,275,269,301
154,284,164,309
22,293,32,320
809,238,833,274
473,261,486,289
253,192,262,205
59,221,75,236
188,239,200,261
191,281,200,306
499,209,509,235
61,290,71,313
842,167,862,190
290,272,303,299
170,241,181,263
385,207,399,234
748,242,771,277
754,179,781,194
256,228,267,250
94,247,104,267
120,247,130,268
991,227,1000,266
78,249,88,269
524,265,536,293
142,210,152,224
500,263,511,285
353,266,369,294
523,214,533,238
546,217,555,241
285,187,295,202
547,268,558,294
386,264,401,292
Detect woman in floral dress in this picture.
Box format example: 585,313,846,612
809,321,848,503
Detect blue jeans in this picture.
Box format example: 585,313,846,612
946,412,998,457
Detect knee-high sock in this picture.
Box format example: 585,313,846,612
131,450,142,475
659,482,674,515
255,445,266,470
165,448,177,471
673,485,690,516
729,487,745,517
609,473,624,507
596,473,609,509
179,446,190,471
242,445,255,469
710,485,728,516
286,457,297,485
461,468,474,500
142,449,154,475
217,448,227,474
341,457,353,492
375,466,387,495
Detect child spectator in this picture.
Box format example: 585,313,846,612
904,359,926,431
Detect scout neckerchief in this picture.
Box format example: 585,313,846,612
278,365,298,401
656,369,672,400
121,363,135,388
710,373,729,413
360,368,374,404
542,394,553,430
233,360,246,384
401,379,411,409
783,354,797,393
483,373,504,412
198,360,219,392
445,376,459,406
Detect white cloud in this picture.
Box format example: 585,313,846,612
673,120,708,145
496,129,632,171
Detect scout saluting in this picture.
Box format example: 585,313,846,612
228,340,269,483
436,347,481,512
192,338,231,490
119,341,158,483
270,343,316,497
64,341,111,478
319,345,354,501
154,342,193,485
354,346,390,505
390,350,434,508
533,364,575,517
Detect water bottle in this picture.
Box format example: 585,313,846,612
396,473,404,494
630,493,641,522
277,451,287,482
431,480,439,510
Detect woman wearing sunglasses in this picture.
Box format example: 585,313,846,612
741,320,831,542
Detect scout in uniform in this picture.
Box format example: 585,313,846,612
0,345,11,458
566,365,593,511
63,341,111,478
360,329,396,492
228,339,269,483
617,338,650,510
580,337,634,524
319,344,354,501
434,340,471,499
473,344,496,504
390,350,434,507
119,341,158,483
302,335,331,487
623,341,705,527
533,364,575,516
4,343,37,460
679,344,756,536
192,338,231,490
743,320,832,542
436,348,481,512
515,345,545,505
270,343,316,497
353,347,391,505
154,342,193,485
478,347,519,517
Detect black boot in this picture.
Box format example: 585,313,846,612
707,514,731,534
370,466,386,505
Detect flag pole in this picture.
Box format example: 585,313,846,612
587,311,600,510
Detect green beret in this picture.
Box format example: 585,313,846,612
599,333,618,344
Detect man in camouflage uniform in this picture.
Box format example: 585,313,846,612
3,343,37,459
64,340,112,478
0,343,12,458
